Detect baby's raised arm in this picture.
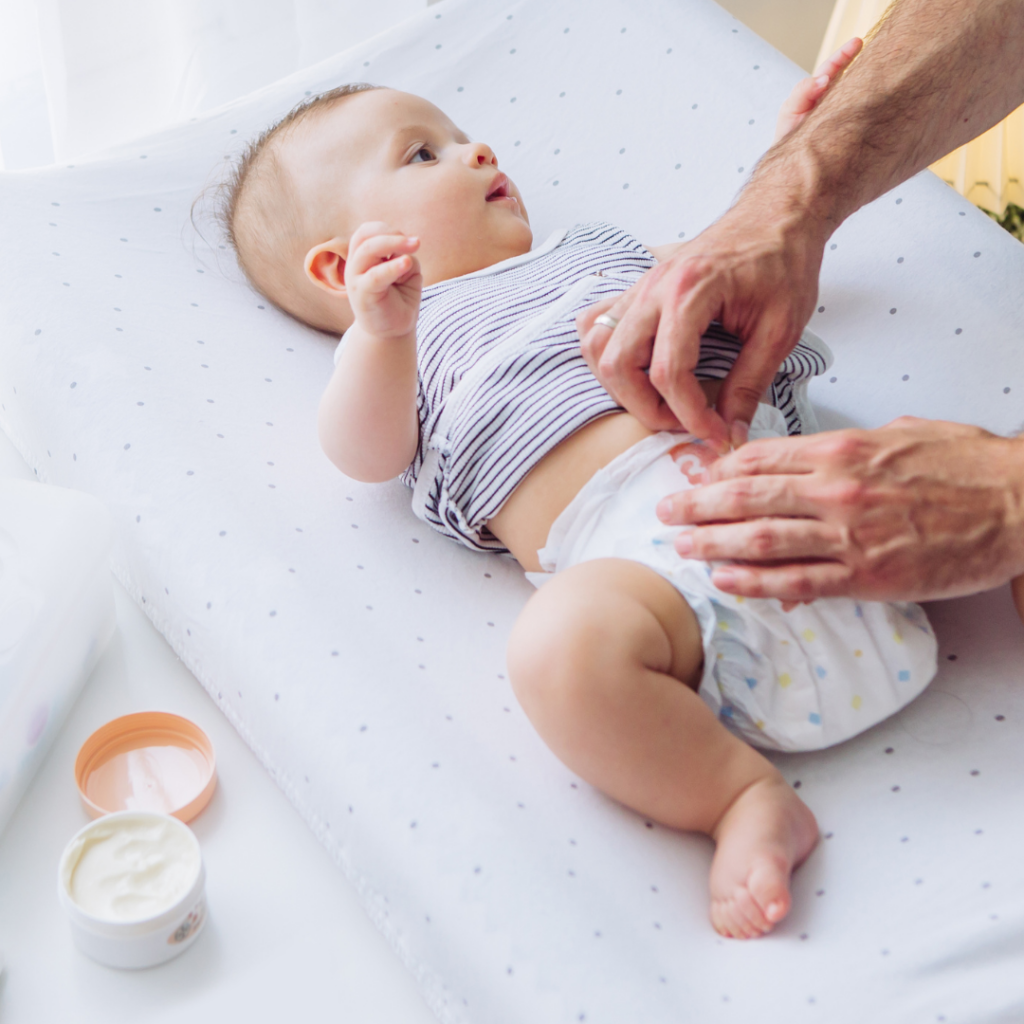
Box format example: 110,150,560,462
317,223,422,482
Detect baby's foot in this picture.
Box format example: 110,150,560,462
708,776,818,939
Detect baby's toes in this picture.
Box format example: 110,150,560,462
710,898,746,939
711,891,768,939
747,859,793,925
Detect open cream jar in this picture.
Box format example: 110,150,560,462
58,810,206,968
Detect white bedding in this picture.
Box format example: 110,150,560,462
2,0,1024,1019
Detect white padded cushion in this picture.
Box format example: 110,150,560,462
3,0,1024,1020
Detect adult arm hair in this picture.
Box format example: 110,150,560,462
744,0,1024,238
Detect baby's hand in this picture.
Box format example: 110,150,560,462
345,222,423,339
774,37,863,142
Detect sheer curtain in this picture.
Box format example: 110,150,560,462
0,0,426,170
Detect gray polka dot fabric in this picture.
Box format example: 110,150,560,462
2,0,1024,1020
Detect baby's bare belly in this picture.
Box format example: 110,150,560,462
486,412,655,571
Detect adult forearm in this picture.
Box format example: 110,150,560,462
744,0,1024,235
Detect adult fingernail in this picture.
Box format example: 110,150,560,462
713,567,737,588
675,532,693,555
815,74,829,87
656,498,673,522
709,434,731,457
730,420,750,449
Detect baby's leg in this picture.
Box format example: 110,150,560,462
508,558,819,938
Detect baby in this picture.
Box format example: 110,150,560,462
225,40,938,939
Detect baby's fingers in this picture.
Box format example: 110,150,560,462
774,37,862,142
359,253,421,297
813,37,862,81
348,231,420,278
786,77,828,119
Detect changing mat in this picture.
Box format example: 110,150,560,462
3,0,1024,1019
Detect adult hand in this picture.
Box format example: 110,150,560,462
656,417,1024,602
577,200,827,449
575,42,865,447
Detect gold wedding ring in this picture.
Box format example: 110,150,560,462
594,314,620,330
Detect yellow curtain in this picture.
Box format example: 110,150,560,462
818,0,1023,215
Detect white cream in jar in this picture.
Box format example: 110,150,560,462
63,814,200,921
59,810,207,968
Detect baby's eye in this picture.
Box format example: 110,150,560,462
409,146,435,164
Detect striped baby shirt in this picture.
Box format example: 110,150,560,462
337,222,831,552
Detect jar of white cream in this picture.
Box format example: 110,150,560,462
58,810,206,968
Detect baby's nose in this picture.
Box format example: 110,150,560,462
466,142,497,167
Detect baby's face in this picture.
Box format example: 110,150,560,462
296,89,533,287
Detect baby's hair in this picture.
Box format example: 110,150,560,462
208,82,382,328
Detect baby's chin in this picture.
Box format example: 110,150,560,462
423,225,534,284
492,210,534,257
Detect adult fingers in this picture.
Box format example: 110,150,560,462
709,560,855,602
701,434,824,485
585,291,686,431
715,318,802,433
674,517,844,563
577,294,622,345
649,300,727,443
657,472,822,526
579,289,636,377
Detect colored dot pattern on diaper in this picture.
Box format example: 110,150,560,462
851,695,863,710
778,673,792,688
809,713,821,725
802,629,816,642
898,670,910,681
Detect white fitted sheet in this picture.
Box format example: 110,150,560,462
2,0,1024,1020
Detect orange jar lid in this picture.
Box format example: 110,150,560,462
75,712,217,822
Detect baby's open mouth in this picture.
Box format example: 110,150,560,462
486,173,512,201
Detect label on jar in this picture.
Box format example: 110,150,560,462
65,815,200,922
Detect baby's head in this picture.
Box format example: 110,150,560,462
225,85,533,334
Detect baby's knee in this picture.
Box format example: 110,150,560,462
508,572,620,721
509,585,584,715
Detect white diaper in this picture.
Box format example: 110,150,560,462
531,406,938,752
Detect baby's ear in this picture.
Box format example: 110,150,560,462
305,238,348,294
